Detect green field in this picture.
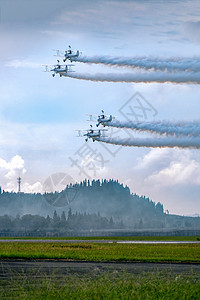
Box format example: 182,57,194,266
0,242,199,262
0,240,199,298
0,271,199,299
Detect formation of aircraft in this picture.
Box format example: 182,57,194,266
44,45,81,77
76,111,117,142
43,60,75,77
76,125,108,142
44,48,114,143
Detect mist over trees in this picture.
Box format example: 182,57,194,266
0,179,164,221
0,209,123,236
0,179,199,235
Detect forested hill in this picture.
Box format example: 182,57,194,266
57,179,164,223
0,179,163,223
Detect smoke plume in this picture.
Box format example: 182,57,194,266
97,136,200,149
105,120,200,137
65,71,200,84
76,55,200,72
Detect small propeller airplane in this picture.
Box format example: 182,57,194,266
53,45,80,62
43,60,75,77
76,125,108,142
86,110,117,127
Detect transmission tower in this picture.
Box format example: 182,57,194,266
17,177,21,193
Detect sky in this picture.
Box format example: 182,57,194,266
0,0,200,215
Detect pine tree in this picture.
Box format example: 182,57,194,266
68,208,72,220
61,211,66,222
109,217,114,227
53,210,60,222
46,215,51,223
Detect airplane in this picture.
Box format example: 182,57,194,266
87,110,116,127
43,60,75,77
76,125,108,142
53,45,80,62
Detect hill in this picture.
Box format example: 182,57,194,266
0,179,199,231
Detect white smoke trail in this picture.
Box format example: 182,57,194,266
76,55,200,72
96,136,200,149
105,120,200,137
65,71,200,84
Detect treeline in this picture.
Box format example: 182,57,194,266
0,179,164,223
0,209,123,235
0,179,199,232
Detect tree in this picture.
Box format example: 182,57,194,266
68,208,72,220
61,211,66,222
109,217,114,227
53,210,60,222
0,215,12,231
156,202,164,214
46,215,51,224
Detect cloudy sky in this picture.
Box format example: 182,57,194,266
1,0,200,215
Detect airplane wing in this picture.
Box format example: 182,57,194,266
104,114,118,119
86,114,98,122
42,65,51,72
75,130,84,137
52,49,65,56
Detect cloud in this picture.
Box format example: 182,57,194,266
0,154,44,193
22,182,43,193
5,59,41,69
136,148,173,169
0,155,26,179
51,1,150,36
184,21,200,44
145,153,200,187
134,148,200,187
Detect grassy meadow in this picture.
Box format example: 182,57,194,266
0,271,199,299
0,242,199,262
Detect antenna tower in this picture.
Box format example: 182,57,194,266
17,177,21,193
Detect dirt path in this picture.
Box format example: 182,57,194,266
0,260,199,279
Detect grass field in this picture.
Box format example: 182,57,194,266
0,271,199,299
0,239,199,298
0,242,199,262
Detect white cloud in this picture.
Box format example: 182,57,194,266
0,155,26,179
0,154,44,193
145,154,200,187
134,148,200,188
136,148,171,169
22,182,43,193
5,59,41,69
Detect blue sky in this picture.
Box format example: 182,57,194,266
1,0,200,215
